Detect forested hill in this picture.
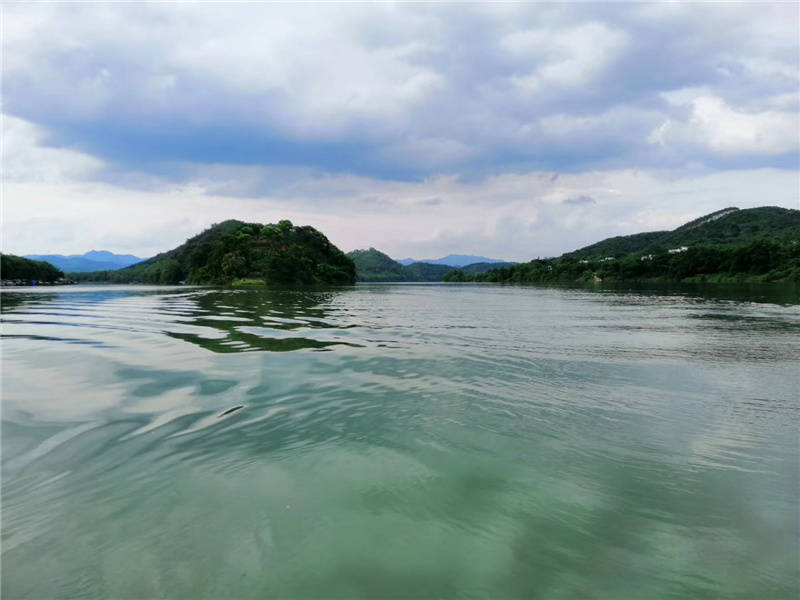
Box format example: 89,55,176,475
71,220,355,285
347,248,450,281
446,206,800,285
348,248,411,281
347,248,516,281
564,207,800,261
1,254,65,283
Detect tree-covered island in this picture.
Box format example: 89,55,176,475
70,220,356,285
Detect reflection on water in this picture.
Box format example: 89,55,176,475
2,284,799,599
164,289,365,352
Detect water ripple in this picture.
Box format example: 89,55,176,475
1,283,798,599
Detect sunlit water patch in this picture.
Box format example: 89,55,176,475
2,284,798,599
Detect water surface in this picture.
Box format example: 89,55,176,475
2,283,798,599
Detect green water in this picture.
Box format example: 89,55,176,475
2,283,798,599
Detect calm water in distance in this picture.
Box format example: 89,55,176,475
2,283,798,599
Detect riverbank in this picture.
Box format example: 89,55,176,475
1,278,75,287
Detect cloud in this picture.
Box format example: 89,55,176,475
1,4,797,261
503,21,628,92
649,96,800,157
2,3,797,181
562,195,596,206
3,120,797,260
1,115,103,183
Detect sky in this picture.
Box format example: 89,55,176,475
2,2,798,261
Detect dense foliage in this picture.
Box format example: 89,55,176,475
72,220,355,285
458,261,518,275
403,262,453,282
347,248,411,281
1,254,64,282
564,207,800,261
445,239,800,285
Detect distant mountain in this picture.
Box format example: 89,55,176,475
71,220,355,285
397,254,510,267
348,249,516,282
563,206,800,261
348,248,410,281
348,248,449,281
24,250,144,273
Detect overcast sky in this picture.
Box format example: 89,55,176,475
3,2,798,261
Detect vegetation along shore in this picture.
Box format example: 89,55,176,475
445,207,799,285
3,206,797,288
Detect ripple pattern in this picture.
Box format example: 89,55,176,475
2,283,799,599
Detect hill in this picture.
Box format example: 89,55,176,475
1,254,65,283
565,207,800,260
347,248,409,281
24,250,144,272
446,206,800,285
403,262,453,282
459,261,518,275
72,220,355,285
349,249,519,282
397,254,509,267
348,248,451,281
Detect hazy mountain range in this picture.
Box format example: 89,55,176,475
349,248,517,282
396,255,508,267
24,251,144,273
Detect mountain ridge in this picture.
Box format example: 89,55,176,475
396,254,510,267
348,248,517,282
24,250,144,273
563,206,799,261
447,206,800,285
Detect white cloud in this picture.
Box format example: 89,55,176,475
2,4,447,141
504,22,628,92
3,122,797,260
649,96,799,156
758,92,800,111
1,4,798,262
660,86,715,107
4,3,796,175
1,115,103,182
